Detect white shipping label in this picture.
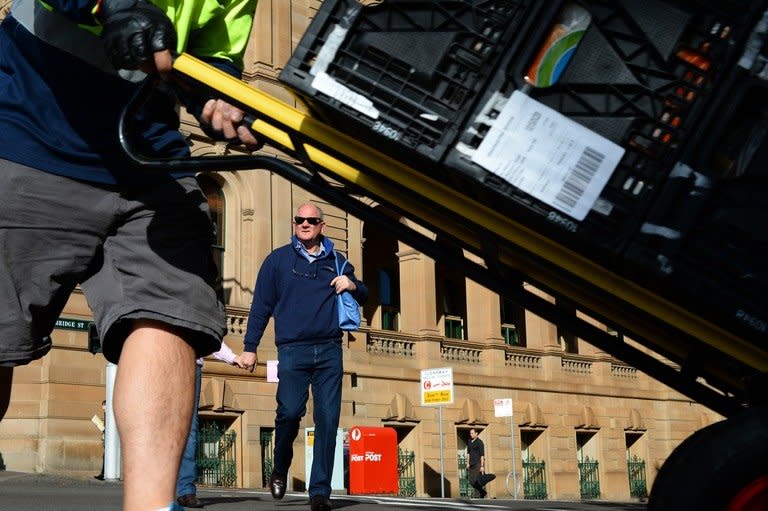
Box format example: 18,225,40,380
472,91,624,221
311,71,380,120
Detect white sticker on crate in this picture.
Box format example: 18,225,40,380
311,24,349,76
311,71,380,120
472,91,624,221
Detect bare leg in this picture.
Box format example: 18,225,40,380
114,320,196,511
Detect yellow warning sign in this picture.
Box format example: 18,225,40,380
423,389,453,404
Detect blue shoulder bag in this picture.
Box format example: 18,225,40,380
334,251,361,331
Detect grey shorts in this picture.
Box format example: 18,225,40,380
0,160,226,365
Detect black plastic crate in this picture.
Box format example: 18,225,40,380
279,0,545,163
624,50,768,343
441,0,764,266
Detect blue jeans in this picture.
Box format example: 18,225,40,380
177,364,203,497
273,342,343,499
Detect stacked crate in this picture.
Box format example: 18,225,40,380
279,0,768,342
279,0,545,163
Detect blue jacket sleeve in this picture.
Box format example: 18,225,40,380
243,252,277,352
342,257,368,305
42,0,99,24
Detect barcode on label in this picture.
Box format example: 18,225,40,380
555,146,605,211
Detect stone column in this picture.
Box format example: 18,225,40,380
465,277,503,343
575,311,613,382
524,284,560,350
522,284,562,380
397,243,439,335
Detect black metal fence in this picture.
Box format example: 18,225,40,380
197,421,237,488
578,457,600,499
398,448,416,497
457,453,472,497
522,457,548,499
260,429,274,488
627,455,648,498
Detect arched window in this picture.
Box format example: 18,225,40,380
197,174,225,295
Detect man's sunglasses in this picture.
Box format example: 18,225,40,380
294,216,323,226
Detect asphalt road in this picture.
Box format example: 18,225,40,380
0,471,647,511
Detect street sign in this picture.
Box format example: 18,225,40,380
55,317,92,332
494,398,514,417
420,367,454,406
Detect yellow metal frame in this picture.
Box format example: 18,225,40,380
173,53,767,374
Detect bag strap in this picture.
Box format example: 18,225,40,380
333,250,347,276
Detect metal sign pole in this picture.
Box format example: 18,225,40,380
510,407,518,499
438,404,445,498
421,367,452,499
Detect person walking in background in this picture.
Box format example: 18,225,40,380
467,428,487,498
235,203,368,511
177,342,239,509
0,1,260,509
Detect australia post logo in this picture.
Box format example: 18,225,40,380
351,451,383,462
349,427,385,463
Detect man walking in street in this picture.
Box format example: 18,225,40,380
236,203,367,511
467,428,488,498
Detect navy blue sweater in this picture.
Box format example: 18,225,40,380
243,236,368,352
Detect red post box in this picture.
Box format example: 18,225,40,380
348,426,398,495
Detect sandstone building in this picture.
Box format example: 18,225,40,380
0,0,722,501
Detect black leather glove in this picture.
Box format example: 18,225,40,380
99,0,177,70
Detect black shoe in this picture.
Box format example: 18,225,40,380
93,474,104,481
177,494,204,508
479,489,487,498
269,471,287,500
309,495,332,511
